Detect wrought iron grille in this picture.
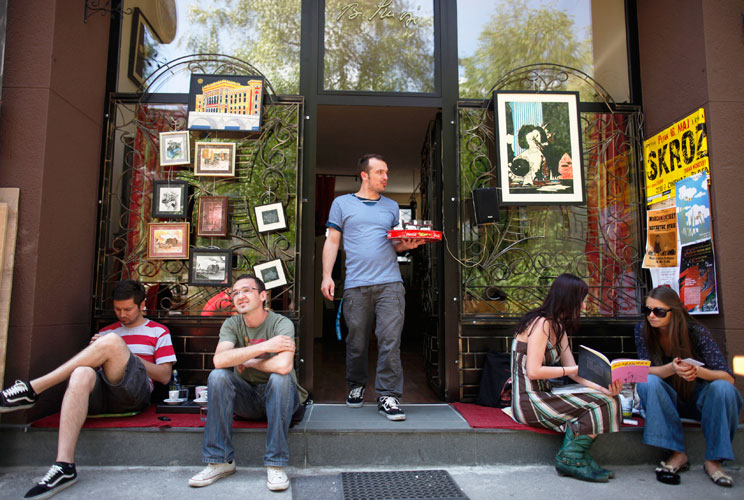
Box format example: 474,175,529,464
94,55,302,319
456,64,647,318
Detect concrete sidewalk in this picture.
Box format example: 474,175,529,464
0,464,741,500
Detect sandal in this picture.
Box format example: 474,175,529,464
655,460,690,485
704,464,733,488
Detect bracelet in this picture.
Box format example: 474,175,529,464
562,366,566,377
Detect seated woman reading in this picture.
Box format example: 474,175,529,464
511,274,622,482
635,286,742,487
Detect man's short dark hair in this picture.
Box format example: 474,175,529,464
233,273,266,294
112,279,146,304
358,153,385,176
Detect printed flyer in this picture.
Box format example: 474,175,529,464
644,108,709,206
676,173,711,245
678,239,718,314
642,207,678,268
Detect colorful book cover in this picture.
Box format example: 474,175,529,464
679,239,718,314
676,173,711,245
578,345,650,387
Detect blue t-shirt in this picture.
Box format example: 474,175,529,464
326,193,402,289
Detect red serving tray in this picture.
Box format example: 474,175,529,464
387,229,443,240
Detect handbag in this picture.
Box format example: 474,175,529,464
476,351,512,408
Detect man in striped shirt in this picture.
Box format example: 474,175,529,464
0,279,176,500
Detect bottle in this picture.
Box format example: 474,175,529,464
170,370,181,392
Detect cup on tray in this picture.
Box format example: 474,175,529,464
168,390,179,401
195,385,208,400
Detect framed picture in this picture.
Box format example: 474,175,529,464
194,142,236,177
493,91,585,205
159,131,190,166
189,248,232,286
187,74,264,132
253,259,287,290
147,222,189,260
197,196,229,236
254,202,287,233
152,180,189,218
127,8,163,87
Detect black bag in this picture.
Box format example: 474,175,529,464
476,351,512,408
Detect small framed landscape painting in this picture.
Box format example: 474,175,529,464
189,248,232,286
254,202,287,233
147,222,189,259
253,259,287,290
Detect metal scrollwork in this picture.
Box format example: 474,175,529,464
95,55,301,319
458,64,646,318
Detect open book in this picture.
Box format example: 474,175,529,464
578,345,650,387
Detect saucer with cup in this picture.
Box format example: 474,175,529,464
194,386,208,405
164,390,186,404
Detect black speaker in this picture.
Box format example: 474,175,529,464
472,187,499,225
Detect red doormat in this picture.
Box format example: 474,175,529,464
30,405,267,429
451,403,558,434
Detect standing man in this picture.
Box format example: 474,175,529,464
189,274,307,492
321,154,424,421
0,279,176,500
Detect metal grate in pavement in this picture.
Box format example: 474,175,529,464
341,470,469,500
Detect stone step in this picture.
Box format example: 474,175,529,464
1,404,741,467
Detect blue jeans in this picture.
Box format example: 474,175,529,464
202,368,300,467
343,282,405,398
636,374,743,461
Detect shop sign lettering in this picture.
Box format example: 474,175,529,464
336,0,420,35
644,108,709,206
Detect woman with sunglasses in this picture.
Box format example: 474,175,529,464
512,273,622,482
635,286,742,487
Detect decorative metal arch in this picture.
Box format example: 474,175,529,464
456,63,646,318
138,54,281,98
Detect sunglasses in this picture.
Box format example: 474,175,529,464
642,306,670,318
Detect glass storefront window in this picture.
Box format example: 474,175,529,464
457,0,630,103
118,0,302,94
323,0,435,92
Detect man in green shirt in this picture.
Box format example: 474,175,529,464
188,274,307,492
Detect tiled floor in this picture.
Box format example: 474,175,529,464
295,403,471,431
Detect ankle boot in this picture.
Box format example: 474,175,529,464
555,426,611,482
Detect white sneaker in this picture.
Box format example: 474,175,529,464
188,461,236,487
266,466,289,491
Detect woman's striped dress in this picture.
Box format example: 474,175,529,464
511,338,622,435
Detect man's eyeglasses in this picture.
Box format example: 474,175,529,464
642,306,670,318
230,286,260,299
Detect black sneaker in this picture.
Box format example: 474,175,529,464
377,396,406,421
24,463,78,500
346,386,365,407
0,380,38,413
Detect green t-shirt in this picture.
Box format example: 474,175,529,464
219,311,308,403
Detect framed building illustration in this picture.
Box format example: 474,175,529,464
187,74,264,131
194,142,236,177
493,91,585,205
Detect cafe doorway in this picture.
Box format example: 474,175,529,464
312,104,443,403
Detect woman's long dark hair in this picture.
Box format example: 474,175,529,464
643,286,701,401
514,274,589,348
